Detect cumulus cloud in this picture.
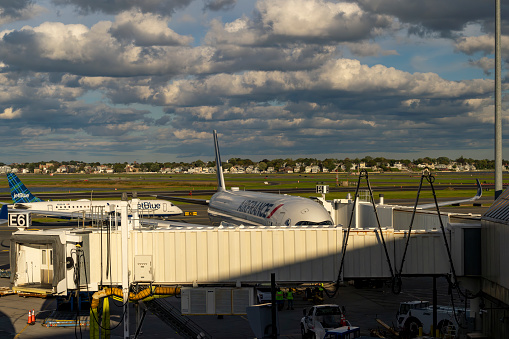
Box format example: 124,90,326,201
355,0,495,37
204,0,237,11
0,16,206,77
0,107,22,119
469,57,495,76
455,35,509,56
155,59,493,108
110,10,193,46
205,0,395,46
51,0,193,16
454,34,509,73
0,1,44,26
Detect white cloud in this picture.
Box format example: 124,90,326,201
0,2,45,26
0,19,211,77
156,58,493,107
0,107,22,119
455,35,509,55
256,0,394,40
110,10,193,46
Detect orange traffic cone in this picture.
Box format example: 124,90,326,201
31,309,35,324
340,314,346,326
27,310,31,324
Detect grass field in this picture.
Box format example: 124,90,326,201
0,171,501,203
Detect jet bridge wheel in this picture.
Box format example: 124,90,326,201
404,317,422,338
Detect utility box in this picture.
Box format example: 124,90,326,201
134,255,153,282
181,287,254,315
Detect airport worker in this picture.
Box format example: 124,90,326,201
318,283,324,298
286,289,294,310
276,288,284,310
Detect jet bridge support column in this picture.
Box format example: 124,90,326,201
433,276,437,337
120,193,129,339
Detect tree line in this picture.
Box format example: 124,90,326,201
2,156,503,173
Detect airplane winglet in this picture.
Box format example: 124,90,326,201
417,179,482,209
213,130,226,192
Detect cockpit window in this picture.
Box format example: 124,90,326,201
295,220,333,226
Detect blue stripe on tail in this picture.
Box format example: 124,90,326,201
7,173,43,203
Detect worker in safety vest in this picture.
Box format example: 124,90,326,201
276,289,284,310
286,289,294,310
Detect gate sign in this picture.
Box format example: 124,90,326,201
9,213,31,228
316,185,329,194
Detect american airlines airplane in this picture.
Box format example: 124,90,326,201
156,130,335,226
6,173,183,218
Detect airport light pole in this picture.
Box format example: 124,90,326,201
495,0,502,199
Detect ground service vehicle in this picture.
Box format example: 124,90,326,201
396,301,469,338
301,304,359,339
256,287,272,304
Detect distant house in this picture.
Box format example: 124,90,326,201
0,166,12,173
279,167,293,173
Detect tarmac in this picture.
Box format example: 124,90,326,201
0,202,488,338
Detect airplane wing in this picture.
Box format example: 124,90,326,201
154,195,210,206
6,206,185,228
0,205,8,224
7,207,104,220
417,179,482,209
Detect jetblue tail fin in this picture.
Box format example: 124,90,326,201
213,130,226,192
7,173,43,203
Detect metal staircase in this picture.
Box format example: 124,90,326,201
144,298,212,339
444,324,457,338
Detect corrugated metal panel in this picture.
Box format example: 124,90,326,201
393,231,451,275
87,225,342,284
343,229,394,278
394,209,450,231
482,220,509,292
481,189,509,301
342,228,455,278
357,203,393,229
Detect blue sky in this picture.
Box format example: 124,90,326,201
0,0,507,163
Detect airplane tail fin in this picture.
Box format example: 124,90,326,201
213,130,226,192
7,173,43,203
0,204,7,221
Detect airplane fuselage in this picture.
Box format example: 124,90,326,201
12,199,182,217
208,189,333,226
